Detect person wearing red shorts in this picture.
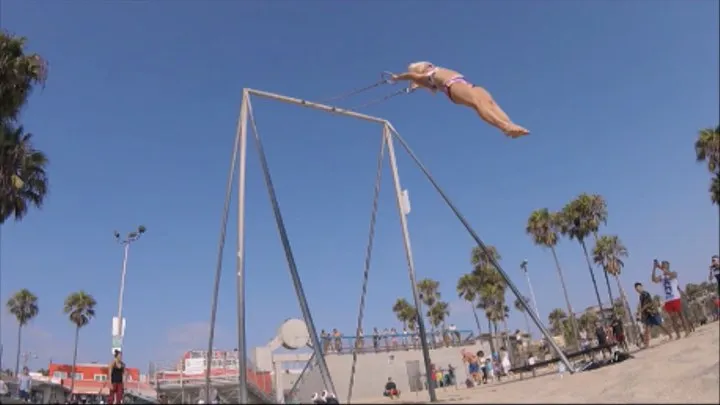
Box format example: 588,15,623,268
383,377,401,399
107,349,125,404
652,260,690,339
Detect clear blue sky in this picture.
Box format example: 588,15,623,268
1,1,718,372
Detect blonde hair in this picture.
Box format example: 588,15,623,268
407,61,434,74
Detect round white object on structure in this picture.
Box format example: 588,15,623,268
279,318,309,350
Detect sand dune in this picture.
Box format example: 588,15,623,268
370,323,719,404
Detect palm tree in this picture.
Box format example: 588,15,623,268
514,295,532,337
558,198,605,317
417,278,440,336
392,298,417,330
592,235,639,341
526,208,579,342
0,124,49,220
6,289,38,377
64,291,97,393
417,279,440,308
456,273,483,336
428,301,450,329
694,126,720,205
695,126,720,173
477,273,505,354
586,194,615,307
578,311,599,334
0,31,48,123
547,308,567,336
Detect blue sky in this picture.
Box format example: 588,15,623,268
1,1,718,372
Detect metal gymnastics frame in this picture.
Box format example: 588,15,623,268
208,88,574,404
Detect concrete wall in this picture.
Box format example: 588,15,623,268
323,342,490,402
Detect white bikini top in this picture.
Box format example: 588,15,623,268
423,66,440,89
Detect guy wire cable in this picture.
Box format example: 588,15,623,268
317,72,396,103
351,87,415,110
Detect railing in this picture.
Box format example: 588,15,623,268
319,329,476,355
154,365,276,402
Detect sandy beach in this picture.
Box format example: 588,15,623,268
369,323,719,404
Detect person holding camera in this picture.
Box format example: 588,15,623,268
651,260,690,339
709,255,720,295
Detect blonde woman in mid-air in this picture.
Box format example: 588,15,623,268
391,62,530,138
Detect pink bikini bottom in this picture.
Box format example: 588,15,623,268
444,76,473,102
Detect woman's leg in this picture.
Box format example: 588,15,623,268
449,83,529,137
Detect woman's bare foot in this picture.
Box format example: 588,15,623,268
502,123,530,138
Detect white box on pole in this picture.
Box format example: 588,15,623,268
112,317,126,337
402,189,411,215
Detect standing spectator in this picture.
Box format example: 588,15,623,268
652,260,691,338
332,329,343,353
611,316,628,351
390,328,398,349
635,282,673,348
594,321,611,358
448,324,459,345
372,327,380,351
18,367,32,402
709,255,720,295
107,350,125,405
321,330,331,353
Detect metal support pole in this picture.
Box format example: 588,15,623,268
246,97,336,395
235,90,250,404
206,88,244,404
385,124,575,373
383,124,437,402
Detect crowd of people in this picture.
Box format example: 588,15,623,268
459,347,514,387
320,324,465,354
634,257,719,348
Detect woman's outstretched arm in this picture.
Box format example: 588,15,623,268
392,71,424,82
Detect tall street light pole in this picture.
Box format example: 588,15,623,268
113,225,146,353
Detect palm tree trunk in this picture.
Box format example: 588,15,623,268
615,275,641,345
521,311,531,337
492,322,500,355
502,319,515,364
486,318,496,355
470,305,483,337
70,326,80,394
580,240,605,316
502,319,510,349
550,247,580,344
14,325,22,377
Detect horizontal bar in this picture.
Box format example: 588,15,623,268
246,88,388,125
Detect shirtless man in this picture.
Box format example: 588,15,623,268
652,260,690,338
391,62,530,138
460,348,480,384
